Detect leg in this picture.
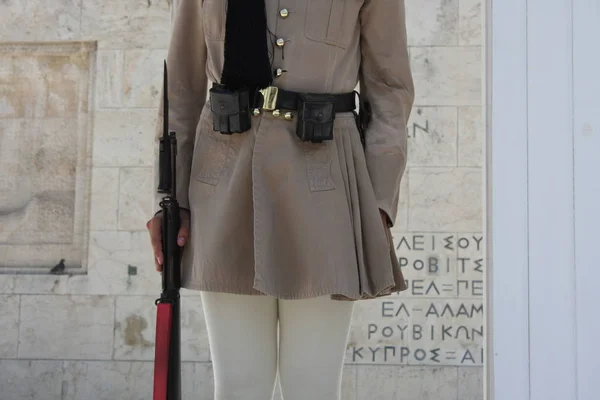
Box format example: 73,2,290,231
200,291,278,400
278,295,355,400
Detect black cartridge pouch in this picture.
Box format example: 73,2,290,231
209,84,252,134
296,94,335,143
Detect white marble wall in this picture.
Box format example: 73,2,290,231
0,0,484,399
0,42,95,273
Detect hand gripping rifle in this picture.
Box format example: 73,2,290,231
153,60,182,400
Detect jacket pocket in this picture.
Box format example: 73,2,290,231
304,0,363,49
303,141,336,192
202,0,226,40
193,121,230,186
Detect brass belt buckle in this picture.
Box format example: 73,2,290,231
259,86,279,111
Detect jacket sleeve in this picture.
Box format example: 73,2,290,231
153,0,208,214
359,0,415,227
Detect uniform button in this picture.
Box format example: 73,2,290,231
275,68,284,77
279,8,289,18
276,38,285,47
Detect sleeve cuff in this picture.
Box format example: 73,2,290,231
365,150,406,227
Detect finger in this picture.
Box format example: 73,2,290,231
154,248,163,271
148,217,163,266
153,247,164,267
177,224,190,247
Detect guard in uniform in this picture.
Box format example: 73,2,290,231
147,0,414,398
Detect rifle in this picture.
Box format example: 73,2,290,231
153,60,182,400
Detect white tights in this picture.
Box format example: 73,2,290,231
200,291,355,400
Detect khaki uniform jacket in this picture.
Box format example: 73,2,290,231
153,0,414,301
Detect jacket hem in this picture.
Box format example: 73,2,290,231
180,280,408,301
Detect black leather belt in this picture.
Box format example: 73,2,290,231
208,83,366,143
253,86,356,113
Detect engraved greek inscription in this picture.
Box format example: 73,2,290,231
381,301,410,318
409,280,441,296
457,280,484,296
410,119,430,139
349,234,485,366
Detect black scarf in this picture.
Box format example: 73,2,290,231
220,0,273,94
